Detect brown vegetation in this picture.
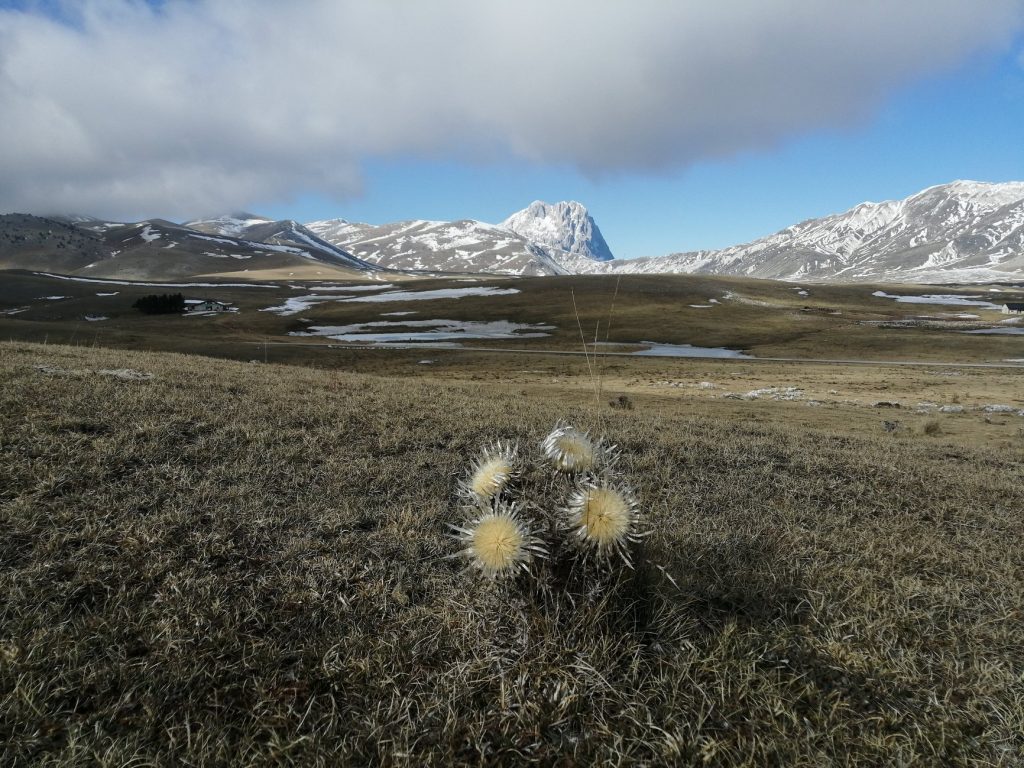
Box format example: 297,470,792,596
1,341,1022,765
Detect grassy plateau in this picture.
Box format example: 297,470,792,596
1,338,1022,766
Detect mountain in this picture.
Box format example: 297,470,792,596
0,213,109,274
306,202,612,276
183,213,273,238
8,181,1023,284
500,201,614,262
184,215,378,273
2,214,384,280
305,218,563,275
592,181,1024,283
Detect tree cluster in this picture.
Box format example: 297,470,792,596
133,293,185,314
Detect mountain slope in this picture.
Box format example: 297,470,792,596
595,181,1024,283
3,215,386,281
306,206,610,276
0,214,108,273
184,216,379,272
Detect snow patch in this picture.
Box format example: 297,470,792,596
340,287,520,303
631,342,750,358
291,318,554,344
871,291,1000,308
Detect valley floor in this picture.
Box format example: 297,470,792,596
1,341,1022,766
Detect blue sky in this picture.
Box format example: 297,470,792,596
268,48,1024,257
1,1,1022,259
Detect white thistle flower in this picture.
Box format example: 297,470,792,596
460,441,518,502
541,423,611,474
449,502,547,579
564,481,644,566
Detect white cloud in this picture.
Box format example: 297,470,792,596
0,0,1021,219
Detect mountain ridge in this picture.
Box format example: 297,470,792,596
593,180,1024,283
8,180,1024,283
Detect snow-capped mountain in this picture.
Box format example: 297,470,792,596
184,212,273,238
9,214,386,280
306,202,612,276
592,181,1024,283
13,181,1024,284
305,218,559,275
501,201,614,262
185,216,378,272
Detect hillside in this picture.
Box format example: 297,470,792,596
600,181,1024,283
305,217,576,276
1,214,386,281
1,342,1022,765
305,201,612,276
9,181,1024,283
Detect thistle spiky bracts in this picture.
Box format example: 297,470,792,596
540,422,617,475
448,500,547,579
563,479,645,568
459,440,519,503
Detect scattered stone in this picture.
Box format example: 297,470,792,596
938,405,964,414
744,387,804,401
873,401,901,409
34,364,85,376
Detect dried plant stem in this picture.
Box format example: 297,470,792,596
571,288,600,411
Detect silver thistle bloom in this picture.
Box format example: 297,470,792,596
449,501,547,579
460,441,519,502
541,423,613,474
564,480,644,567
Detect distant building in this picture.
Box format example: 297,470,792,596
187,300,230,313
1001,303,1024,315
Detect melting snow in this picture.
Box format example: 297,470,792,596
631,342,750,358
190,234,240,245
871,290,1000,308
262,286,519,315
261,295,353,315
291,318,554,344
340,287,520,303
139,225,161,243
288,283,393,292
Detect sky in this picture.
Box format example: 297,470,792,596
0,1,1022,259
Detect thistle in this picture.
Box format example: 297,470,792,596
460,441,518,502
564,481,644,567
450,501,547,579
541,423,611,474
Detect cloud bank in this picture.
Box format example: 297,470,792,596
1,0,1021,219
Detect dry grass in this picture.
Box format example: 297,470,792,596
1,341,1022,766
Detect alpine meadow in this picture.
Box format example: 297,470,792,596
3,1,1024,766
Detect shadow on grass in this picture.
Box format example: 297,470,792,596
659,529,809,634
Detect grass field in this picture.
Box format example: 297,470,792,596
2,340,1022,765
3,270,1024,368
